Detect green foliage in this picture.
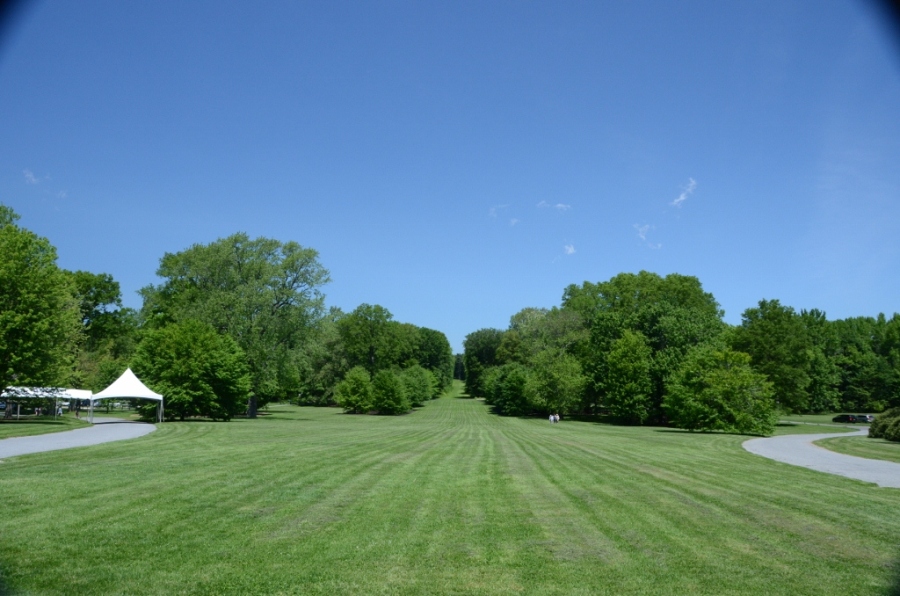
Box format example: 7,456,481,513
139,232,329,413
869,407,900,440
371,369,409,415
0,206,82,395
132,320,251,421
463,328,503,398
453,353,465,381
416,327,454,390
400,365,437,407
524,350,585,415
337,304,398,375
731,299,811,413
664,345,777,435
295,308,348,406
883,418,900,442
602,330,653,424
333,366,373,414
483,363,531,416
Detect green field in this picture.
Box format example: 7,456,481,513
1,382,897,595
771,422,855,436
0,415,89,439
816,435,900,465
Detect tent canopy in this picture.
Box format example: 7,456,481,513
93,368,162,402
1,388,92,400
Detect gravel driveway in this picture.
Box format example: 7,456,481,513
0,418,156,460
743,427,900,488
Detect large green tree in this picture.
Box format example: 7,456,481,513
0,205,82,398
664,345,777,435
602,329,653,424
462,328,504,398
731,299,810,413
337,304,399,375
132,319,251,421
140,233,329,417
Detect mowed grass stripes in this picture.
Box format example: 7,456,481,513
0,383,897,595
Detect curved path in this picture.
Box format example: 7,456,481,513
743,427,900,488
0,418,156,460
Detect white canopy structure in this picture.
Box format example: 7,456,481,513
90,368,164,423
1,387,92,419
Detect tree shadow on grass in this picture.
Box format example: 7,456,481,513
887,557,900,596
652,428,771,438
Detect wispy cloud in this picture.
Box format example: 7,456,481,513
564,244,576,255
23,169,38,184
57,190,68,199
509,218,520,227
633,224,650,241
671,177,697,207
488,204,509,218
537,201,572,211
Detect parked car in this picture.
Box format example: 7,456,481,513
832,414,858,423
855,414,874,423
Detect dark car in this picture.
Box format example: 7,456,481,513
832,414,858,423
855,414,874,423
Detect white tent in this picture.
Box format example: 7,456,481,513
1,387,92,419
90,368,164,423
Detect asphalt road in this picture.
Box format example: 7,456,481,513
743,427,900,488
0,418,156,459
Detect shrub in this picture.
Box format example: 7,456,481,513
664,345,777,436
132,319,251,421
400,365,437,408
490,363,531,416
869,407,900,439
525,350,585,415
372,370,410,415
334,366,373,414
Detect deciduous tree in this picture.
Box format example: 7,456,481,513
0,205,82,397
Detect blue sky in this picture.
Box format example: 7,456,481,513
2,0,899,352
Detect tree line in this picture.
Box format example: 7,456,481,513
463,271,900,437
1,205,452,421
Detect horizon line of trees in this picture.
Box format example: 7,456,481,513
463,271,900,438
1,204,452,421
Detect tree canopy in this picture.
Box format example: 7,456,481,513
0,205,82,397
140,232,330,416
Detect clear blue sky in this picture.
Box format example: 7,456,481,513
2,0,899,352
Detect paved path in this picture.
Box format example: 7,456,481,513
743,427,900,488
0,418,156,459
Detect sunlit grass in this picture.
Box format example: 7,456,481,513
0,381,896,595
0,414,89,439
816,435,900,464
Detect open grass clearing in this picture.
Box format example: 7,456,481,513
816,435,900,465
0,382,897,595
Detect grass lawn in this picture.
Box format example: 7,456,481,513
0,381,897,595
771,422,855,436
0,415,89,439
815,435,900,464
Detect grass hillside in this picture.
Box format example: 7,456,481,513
0,382,897,595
